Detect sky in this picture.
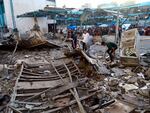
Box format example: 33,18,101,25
56,0,150,8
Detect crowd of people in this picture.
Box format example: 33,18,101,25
129,25,150,36
57,25,150,62
67,27,118,62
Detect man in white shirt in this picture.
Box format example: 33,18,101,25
82,30,89,51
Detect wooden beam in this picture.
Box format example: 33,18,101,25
16,106,49,111
8,105,22,113
23,80,85,102
42,91,99,113
17,78,69,90
64,63,86,113
9,63,24,113
52,93,72,100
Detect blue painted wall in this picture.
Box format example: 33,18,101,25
0,1,5,27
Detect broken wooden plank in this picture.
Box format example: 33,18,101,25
20,74,66,80
46,40,61,48
14,101,42,106
8,105,22,113
67,66,77,71
64,63,86,113
22,71,45,76
17,87,50,94
81,50,111,75
52,93,72,100
89,99,115,111
22,84,62,102
16,92,41,98
69,107,74,113
42,91,100,113
20,75,54,79
23,67,49,74
66,62,74,67
71,61,82,75
81,50,97,65
9,64,24,113
50,61,86,113
16,106,49,112
17,78,69,90
9,40,19,64
70,69,79,74
49,62,86,113
45,80,86,98
23,80,86,102
50,61,66,84
22,73,67,79
19,78,65,82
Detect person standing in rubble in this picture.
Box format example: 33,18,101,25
101,42,118,62
82,30,89,51
71,31,78,49
93,30,102,44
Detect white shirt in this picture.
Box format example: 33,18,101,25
82,33,89,43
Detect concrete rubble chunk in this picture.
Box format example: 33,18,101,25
138,88,150,98
119,83,139,92
111,68,126,76
88,44,107,59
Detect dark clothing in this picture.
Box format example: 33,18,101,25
107,42,117,50
71,32,77,49
138,30,144,36
82,42,87,51
107,49,114,62
106,42,118,62
145,30,150,36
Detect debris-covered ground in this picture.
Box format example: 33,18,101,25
0,28,149,113
0,44,149,113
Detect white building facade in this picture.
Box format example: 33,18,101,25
3,0,56,34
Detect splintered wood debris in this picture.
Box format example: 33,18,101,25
7,61,100,113
0,30,149,113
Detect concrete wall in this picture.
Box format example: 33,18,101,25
136,36,150,55
4,0,55,34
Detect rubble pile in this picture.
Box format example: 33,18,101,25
78,54,150,113
2,56,149,113
0,27,149,113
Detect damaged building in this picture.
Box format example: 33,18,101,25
0,0,56,33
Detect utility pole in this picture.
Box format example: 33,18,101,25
115,8,119,44
10,0,16,29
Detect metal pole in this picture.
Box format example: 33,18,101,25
10,0,16,29
115,8,119,44
54,15,56,35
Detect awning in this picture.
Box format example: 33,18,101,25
17,9,67,18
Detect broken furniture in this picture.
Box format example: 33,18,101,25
120,29,140,66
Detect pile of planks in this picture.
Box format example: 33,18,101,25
8,61,101,113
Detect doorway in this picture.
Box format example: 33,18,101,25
48,24,57,33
